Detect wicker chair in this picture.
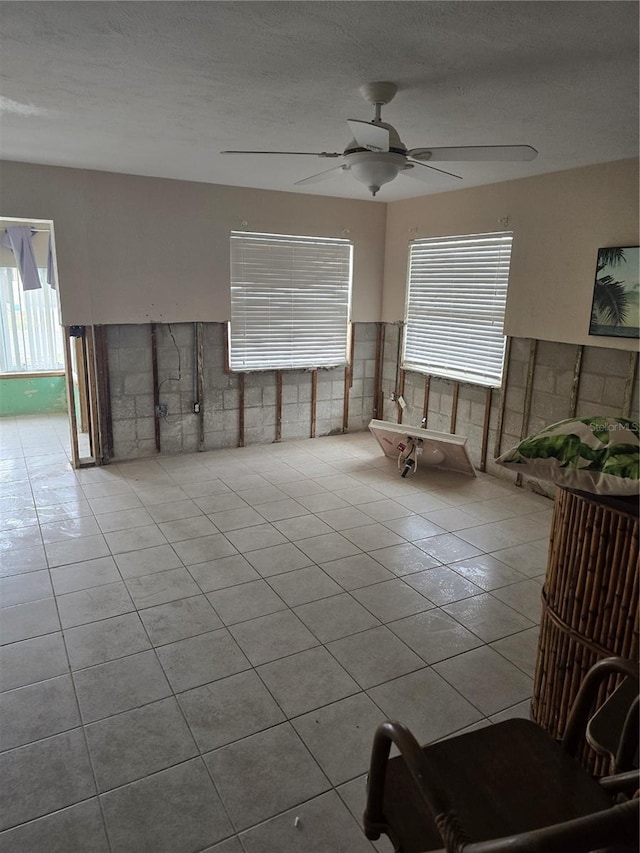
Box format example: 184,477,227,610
363,656,639,853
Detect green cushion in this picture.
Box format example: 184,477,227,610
495,416,639,496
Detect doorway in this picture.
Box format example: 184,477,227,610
0,217,104,469
63,324,110,467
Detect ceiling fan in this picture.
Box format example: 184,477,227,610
221,82,538,197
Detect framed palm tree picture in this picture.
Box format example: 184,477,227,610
589,246,640,338
589,246,639,338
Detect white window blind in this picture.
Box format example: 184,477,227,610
403,232,512,387
229,231,352,371
0,267,64,373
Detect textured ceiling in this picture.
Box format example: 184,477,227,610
0,1,638,201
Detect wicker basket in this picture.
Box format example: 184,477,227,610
531,487,639,774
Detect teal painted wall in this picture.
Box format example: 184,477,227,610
0,375,68,416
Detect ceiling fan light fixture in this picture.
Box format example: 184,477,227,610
345,151,405,196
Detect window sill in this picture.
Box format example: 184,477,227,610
0,370,66,379
229,364,348,374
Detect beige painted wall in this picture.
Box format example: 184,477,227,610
383,159,639,350
0,161,387,325
2,158,637,349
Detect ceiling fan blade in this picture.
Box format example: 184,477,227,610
408,145,538,162
294,165,347,186
346,120,389,152
405,161,463,180
220,150,342,158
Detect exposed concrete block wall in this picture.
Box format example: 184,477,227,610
498,340,639,452
379,322,402,424
378,324,639,490
107,320,638,468
202,323,238,451
576,347,638,419
493,340,639,488
155,322,200,454
348,322,378,433
106,324,157,460
107,321,378,460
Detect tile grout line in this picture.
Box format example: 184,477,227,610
0,421,549,850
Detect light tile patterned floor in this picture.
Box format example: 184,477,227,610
0,414,551,852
